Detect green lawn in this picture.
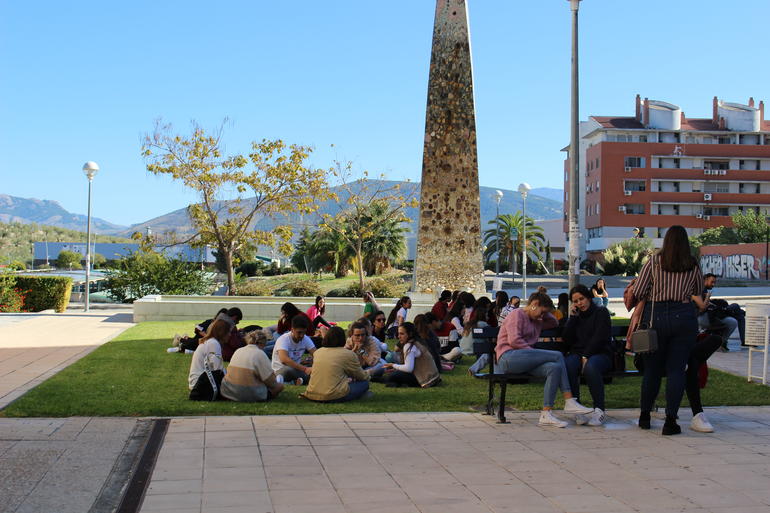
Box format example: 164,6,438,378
2,320,769,418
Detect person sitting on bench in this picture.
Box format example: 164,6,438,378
495,291,593,428
562,285,613,426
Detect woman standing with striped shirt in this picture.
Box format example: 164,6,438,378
632,226,706,435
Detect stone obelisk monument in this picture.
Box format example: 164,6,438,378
413,0,485,294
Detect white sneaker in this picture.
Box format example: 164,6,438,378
294,378,304,386
563,398,594,415
690,412,714,433
575,414,589,425
166,347,179,353
172,334,182,347
587,408,606,426
539,410,568,428
184,349,194,354
275,375,284,384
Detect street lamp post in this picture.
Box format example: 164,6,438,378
82,161,99,312
567,0,582,291
495,190,503,282
518,183,532,300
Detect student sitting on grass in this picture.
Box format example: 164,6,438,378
345,321,385,378
383,322,440,388
169,308,227,354
413,313,444,372
220,330,284,402
302,326,371,403
188,319,229,390
386,296,412,339
270,314,316,385
494,292,594,428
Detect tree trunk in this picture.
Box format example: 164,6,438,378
356,242,365,292
224,249,235,296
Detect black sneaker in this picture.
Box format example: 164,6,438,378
638,411,651,430
662,416,681,435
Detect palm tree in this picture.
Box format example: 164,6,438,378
482,213,546,274
362,201,408,275
309,227,354,278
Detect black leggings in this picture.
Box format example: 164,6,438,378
313,316,332,330
384,370,419,387
685,334,722,415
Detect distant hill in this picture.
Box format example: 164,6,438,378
0,194,127,234
530,187,564,204
121,180,564,238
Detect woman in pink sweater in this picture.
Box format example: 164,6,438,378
495,292,593,427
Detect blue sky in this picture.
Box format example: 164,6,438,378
2,0,770,226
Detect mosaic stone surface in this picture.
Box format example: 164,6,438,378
414,0,485,294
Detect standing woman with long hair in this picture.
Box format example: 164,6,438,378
632,225,706,435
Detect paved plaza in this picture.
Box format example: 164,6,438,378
142,409,770,513
0,307,769,512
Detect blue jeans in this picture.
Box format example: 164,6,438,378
593,297,608,308
564,353,611,411
497,348,571,408
327,380,370,402
640,301,698,418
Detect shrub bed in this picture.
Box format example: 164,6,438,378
12,275,73,312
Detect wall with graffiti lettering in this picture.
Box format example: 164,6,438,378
699,243,769,280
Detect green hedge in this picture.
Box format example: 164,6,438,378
13,276,73,312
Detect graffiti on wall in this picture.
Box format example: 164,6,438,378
700,253,762,280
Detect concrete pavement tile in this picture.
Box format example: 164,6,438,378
205,417,255,431
309,436,361,446
151,464,204,481
527,479,603,498
267,474,333,490
167,417,205,433
201,490,271,509
204,445,260,460
140,492,202,511
256,437,310,446
417,502,495,513
203,451,262,469
204,433,258,448
272,504,346,513
263,465,325,478
346,502,420,513
448,465,523,486
336,487,411,504
201,507,271,513
303,429,354,437
15,491,98,513
270,488,341,505
147,479,203,495
0,494,25,513
549,493,635,513
255,429,305,437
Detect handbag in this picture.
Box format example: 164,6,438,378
189,353,224,401
630,257,658,354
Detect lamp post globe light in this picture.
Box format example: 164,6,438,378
82,161,99,312
518,182,532,301
495,189,503,282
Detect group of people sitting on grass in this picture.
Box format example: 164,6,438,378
175,228,730,434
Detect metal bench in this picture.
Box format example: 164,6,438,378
471,325,638,423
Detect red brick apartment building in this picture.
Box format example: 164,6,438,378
564,95,770,261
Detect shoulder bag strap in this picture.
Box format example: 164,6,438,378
649,255,655,329
204,352,219,398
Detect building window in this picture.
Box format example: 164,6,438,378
624,180,646,192
625,204,645,214
702,136,713,144
704,160,728,170
704,206,729,216
739,183,760,194
739,159,759,170
624,156,644,168
717,136,734,144
595,158,600,168
704,182,729,193
639,135,647,143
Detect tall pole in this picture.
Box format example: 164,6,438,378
495,192,502,279
522,193,528,300
85,178,92,312
568,0,582,291
765,221,769,280
82,161,99,313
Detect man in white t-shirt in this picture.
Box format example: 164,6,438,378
271,315,316,385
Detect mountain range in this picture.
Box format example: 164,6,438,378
0,184,563,238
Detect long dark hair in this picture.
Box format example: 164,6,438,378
658,225,697,272
314,295,325,315
281,302,300,319
527,291,554,309
396,321,418,356
445,298,465,323
413,314,430,341
386,296,410,326
494,291,509,317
